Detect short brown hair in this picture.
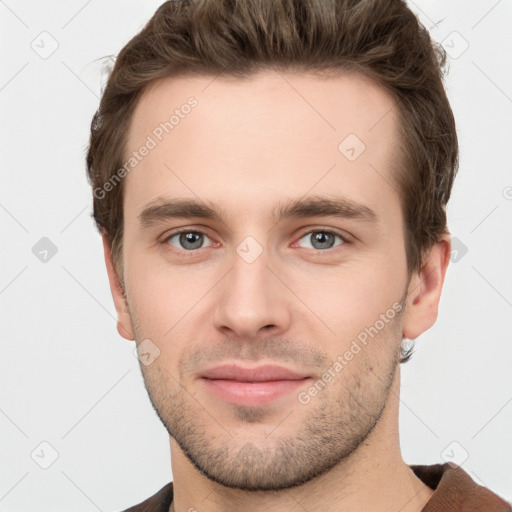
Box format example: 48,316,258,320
86,0,459,362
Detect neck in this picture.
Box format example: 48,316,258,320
169,368,434,512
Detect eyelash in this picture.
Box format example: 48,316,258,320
161,227,349,256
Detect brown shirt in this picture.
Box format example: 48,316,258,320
120,463,512,512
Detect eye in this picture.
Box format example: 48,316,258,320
164,230,214,251
162,227,347,255
295,229,346,251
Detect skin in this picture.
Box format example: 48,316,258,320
102,70,451,512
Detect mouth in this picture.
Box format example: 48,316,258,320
199,364,311,407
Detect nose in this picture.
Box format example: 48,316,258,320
213,245,291,340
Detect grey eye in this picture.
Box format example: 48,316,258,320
167,231,212,251
297,231,344,251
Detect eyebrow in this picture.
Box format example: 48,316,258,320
138,195,378,228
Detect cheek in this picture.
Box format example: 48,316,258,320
126,250,216,339
289,257,404,338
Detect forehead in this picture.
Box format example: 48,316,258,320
123,69,402,221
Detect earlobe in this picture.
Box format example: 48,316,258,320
402,235,451,340
101,231,135,341
117,321,135,340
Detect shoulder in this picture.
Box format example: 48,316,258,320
118,482,173,512
411,463,511,511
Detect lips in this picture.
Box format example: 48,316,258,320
199,364,311,407
201,364,308,382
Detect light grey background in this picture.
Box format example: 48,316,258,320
1,0,511,510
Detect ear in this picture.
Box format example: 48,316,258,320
402,234,451,340
101,231,135,341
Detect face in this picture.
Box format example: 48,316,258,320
105,70,446,491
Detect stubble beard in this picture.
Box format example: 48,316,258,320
134,322,402,492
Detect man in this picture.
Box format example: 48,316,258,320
86,0,511,510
